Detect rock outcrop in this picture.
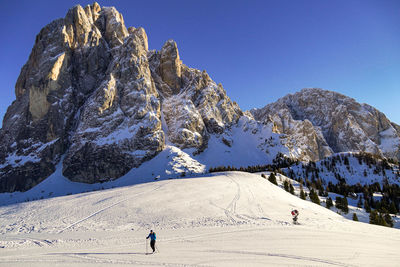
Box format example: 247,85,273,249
0,2,243,192
148,40,242,152
159,40,182,95
251,88,400,161
0,3,163,190
1,4,399,193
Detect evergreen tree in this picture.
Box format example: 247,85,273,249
370,197,376,209
268,173,278,185
364,200,371,213
369,210,379,225
352,213,359,221
357,196,363,208
344,156,349,165
384,213,394,227
342,197,349,213
334,196,348,213
326,197,333,209
289,183,295,195
369,210,391,227
283,180,290,192
335,197,342,209
314,192,320,205
378,213,388,227
300,189,306,200
309,189,320,205
389,202,398,214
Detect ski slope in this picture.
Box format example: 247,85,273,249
0,172,399,266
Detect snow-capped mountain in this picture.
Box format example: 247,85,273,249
0,3,399,194
251,88,400,162
0,3,284,192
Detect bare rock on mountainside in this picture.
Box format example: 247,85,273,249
159,40,182,95
0,2,243,192
1,3,399,193
149,42,243,151
251,88,400,161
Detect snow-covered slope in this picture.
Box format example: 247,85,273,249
0,172,399,266
0,117,285,206
271,172,400,227
282,152,400,186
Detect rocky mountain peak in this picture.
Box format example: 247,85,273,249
2,4,398,194
128,27,149,51
252,88,400,161
159,39,182,94
63,2,128,49
0,2,245,192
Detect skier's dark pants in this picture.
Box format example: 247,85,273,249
150,240,156,252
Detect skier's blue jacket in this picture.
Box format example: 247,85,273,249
147,232,156,241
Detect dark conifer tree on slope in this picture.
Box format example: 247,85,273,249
268,173,278,185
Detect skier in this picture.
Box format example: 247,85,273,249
146,230,156,253
291,209,299,224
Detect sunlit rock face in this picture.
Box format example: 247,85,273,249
251,88,400,162
0,3,242,191
2,4,399,193
149,39,243,152
0,3,161,189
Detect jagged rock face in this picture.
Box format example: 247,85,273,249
149,41,243,151
159,40,182,94
62,28,164,183
0,3,164,190
4,3,398,193
0,3,243,192
261,108,333,162
251,88,400,161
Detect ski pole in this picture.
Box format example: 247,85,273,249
146,239,148,254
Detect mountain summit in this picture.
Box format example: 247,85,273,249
0,4,399,193
0,3,245,192
251,88,400,161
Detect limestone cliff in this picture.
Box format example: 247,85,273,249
1,4,398,193
0,3,243,192
251,88,400,161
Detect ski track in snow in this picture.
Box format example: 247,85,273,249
210,175,263,225
0,226,356,267
223,175,286,225
59,182,171,233
20,237,53,247
224,176,242,224
1,172,399,266
0,254,210,267
56,253,210,267
203,250,356,267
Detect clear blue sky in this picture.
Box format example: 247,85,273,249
1,0,399,125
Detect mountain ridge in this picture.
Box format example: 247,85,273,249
0,3,399,193
251,88,400,162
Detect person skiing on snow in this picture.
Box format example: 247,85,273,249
146,230,156,253
291,209,299,224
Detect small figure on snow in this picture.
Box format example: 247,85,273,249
146,230,157,253
291,209,299,224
